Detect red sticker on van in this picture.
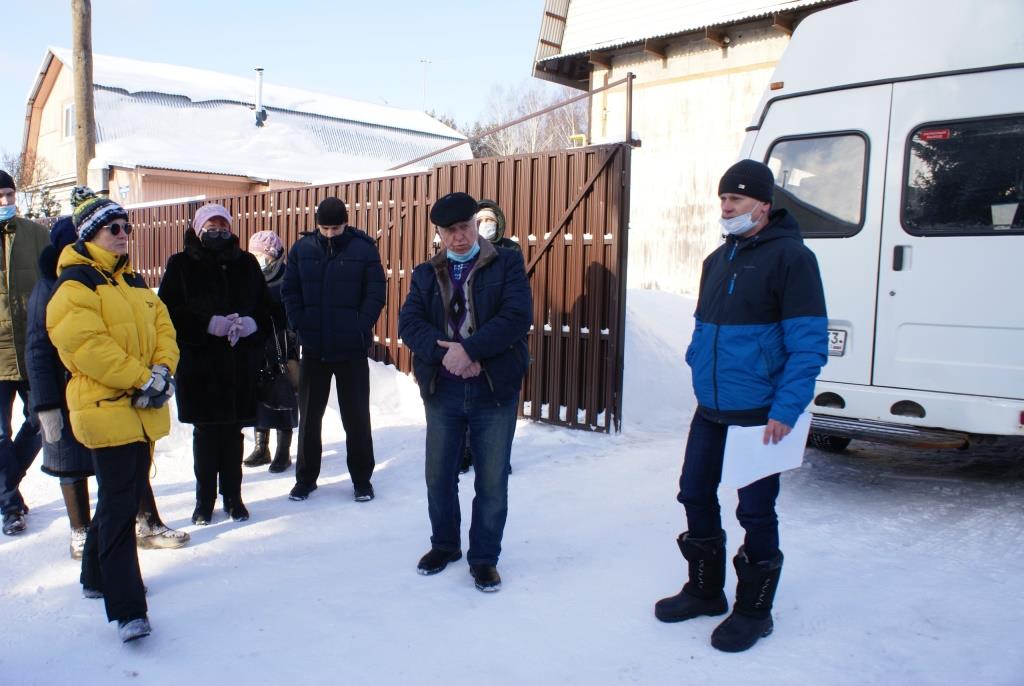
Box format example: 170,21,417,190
918,129,951,141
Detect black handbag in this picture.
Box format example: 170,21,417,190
256,321,297,411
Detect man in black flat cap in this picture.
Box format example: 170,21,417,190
282,196,386,502
398,192,532,592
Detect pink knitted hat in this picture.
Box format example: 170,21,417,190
192,204,233,234
249,230,283,258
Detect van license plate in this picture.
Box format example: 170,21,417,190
827,329,847,357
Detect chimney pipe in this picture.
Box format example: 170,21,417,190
254,67,267,127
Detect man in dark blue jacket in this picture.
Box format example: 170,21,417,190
282,197,386,502
398,192,531,593
655,160,827,653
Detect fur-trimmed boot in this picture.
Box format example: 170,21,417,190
61,479,91,559
268,430,292,473
243,429,271,467
654,530,728,622
710,546,784,653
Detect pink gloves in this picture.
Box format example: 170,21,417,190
208,313,257,346
208,314,238,337
227,316,258,347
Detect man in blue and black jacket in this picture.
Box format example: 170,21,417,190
282,197,386,503
398,192,531,593
655,160,827,653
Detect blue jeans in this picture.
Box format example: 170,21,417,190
424,379,518,566
676,411,781,563
0,380,42,515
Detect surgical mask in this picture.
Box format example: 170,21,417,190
719,212,758,236
0,206,15,223
447,241,480,263
256,254,273,268
479,221,498,241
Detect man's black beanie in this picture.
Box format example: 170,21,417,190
316,197,348,226
0,171,15,192
718,159,774,203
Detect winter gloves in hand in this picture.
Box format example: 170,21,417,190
208,313,257,346
133,364,175,409
227,316,257,347
207,313,238,337
37,408,64,443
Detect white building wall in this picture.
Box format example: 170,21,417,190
593,24,790,294
34,64,78,184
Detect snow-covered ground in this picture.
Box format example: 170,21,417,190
2,289,1022,685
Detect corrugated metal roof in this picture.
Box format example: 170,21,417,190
93,87,470,183
539,0,836,60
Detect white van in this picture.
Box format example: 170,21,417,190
739,0,1024,450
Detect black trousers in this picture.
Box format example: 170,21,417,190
193,423,244,507
296,357,375,489
80,442,149,623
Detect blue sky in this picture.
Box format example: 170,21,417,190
3,0,555,159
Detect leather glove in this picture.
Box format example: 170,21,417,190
227,316,257,347
38,408,64,444
208,313,239,337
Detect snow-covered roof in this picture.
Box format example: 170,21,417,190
537,0,835,61
38,49,470,183
51,48,460,138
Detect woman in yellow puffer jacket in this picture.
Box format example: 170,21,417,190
46,187,179,644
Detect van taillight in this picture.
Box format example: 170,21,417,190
1020,411,1024,426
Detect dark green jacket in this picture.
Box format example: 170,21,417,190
0,216,50,380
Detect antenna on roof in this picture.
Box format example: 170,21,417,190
254,67,268,127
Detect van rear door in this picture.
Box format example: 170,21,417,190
746,85,893,386
875,69,1024,400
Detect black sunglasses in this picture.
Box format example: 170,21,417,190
106,221,133,236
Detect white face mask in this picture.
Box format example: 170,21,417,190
479,221,498,241
256,254,273,268
719,212,758,236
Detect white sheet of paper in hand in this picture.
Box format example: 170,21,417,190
720,412,812,489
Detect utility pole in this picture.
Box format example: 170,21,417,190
71,0,96,185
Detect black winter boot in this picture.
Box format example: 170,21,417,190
711,546,784,653
244,429,271,467
655,530,728,622
268,430,292,473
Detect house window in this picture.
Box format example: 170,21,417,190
903,115,1024,236
63,102,75,139
765,133,868,238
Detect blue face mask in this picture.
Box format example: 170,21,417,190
0,206,15,223
447,241,480,263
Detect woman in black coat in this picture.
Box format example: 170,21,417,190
27,218,189,557
242,230,298,473
157,204,272,525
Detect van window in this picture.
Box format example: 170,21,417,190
765,134,867,238
903,115,1024,236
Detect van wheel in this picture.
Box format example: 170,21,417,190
808,433,852,453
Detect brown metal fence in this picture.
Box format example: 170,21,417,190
115,143,631,431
